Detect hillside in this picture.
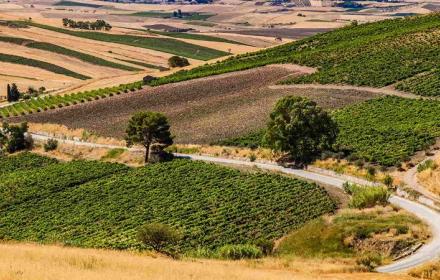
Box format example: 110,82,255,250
0,154,335,253
149,14,440,96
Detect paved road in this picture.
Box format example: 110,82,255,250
29,133,440,273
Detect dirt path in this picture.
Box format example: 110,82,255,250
269,84,431,100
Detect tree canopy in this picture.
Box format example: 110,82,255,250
264,96,338,164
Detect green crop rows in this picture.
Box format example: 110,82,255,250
115,58,169,71
129,11,214,21
332,96,440,166
0,81,143,118
396,69,440,96
54,1,103,8
0,152,58,176
216,96,440,166
148,14,440,95
0,158,335,253
0,53,90,80
0,36,140,71
23,22,228,61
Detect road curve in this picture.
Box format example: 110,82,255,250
175,153,440,273
28,133,440,272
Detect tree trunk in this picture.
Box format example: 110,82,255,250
144,143,150,164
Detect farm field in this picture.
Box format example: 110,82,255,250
0,243,416,280
0,154,335,253
149,14,440,96
219,96,440,166
14,66,381,143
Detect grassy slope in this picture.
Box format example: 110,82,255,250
149,14,440,94
24,22,228,60
0,52,90,80
0,157,335,253
0,36,140,71
277,207,426,259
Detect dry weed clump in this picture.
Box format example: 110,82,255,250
417,156,440,196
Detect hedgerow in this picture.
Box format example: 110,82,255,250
0,159,335,253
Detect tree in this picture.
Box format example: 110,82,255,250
0,122,32,154
137,223,182,257
125,111,173,163
264,96,338,165
7,83,20,102
168,56,190,68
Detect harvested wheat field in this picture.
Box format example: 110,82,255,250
0,242,415,280
16,65,382,144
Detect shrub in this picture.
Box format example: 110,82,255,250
255,239,274,256
383,175,393,188
137,223,182,257
344,183,390,209
44,139,58,152
356,253,382,271
143,75,157,85
168,56,190,68
217,244,262,260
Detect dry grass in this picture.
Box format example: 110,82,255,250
313,158,389,183
408,260,440,279
417,157,440,196
0,242,416,280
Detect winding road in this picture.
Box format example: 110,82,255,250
29,132,440,273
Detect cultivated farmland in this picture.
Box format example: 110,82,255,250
15,66,380,143
149,14,440,96
0,156,335,253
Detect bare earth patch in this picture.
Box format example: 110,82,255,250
16,65,381,144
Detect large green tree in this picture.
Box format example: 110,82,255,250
0,122,31,154
125,111,173,163
264,96,338,165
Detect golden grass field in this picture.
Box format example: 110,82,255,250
0,242,417,280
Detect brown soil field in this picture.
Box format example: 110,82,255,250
16,65,381,144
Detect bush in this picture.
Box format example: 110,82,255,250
44,139,58,152
344,183,390,209
137,223,182,257
255,239,274,256
143,75,157,85
356,253,382,271
168,56,190,68
217,244,262,260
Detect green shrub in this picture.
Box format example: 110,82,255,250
356,253,382,271
344,183,390,209
255,238,274,256
137,223,182,257
217,244,262,260
43,139,58,152
168,56,190,68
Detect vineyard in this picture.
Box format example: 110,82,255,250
0,53,90,80
0,158,335,254
396,69,440,96
147,13,440,95
0,81,143,118
22,22,228,61
333,96,440,166
0,153,58,176
216,96,440,166
0,36,140,71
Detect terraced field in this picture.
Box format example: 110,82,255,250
0,154,335,253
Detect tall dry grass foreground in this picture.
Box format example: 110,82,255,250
0,242,415,280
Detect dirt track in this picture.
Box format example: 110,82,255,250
15,65,381,144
